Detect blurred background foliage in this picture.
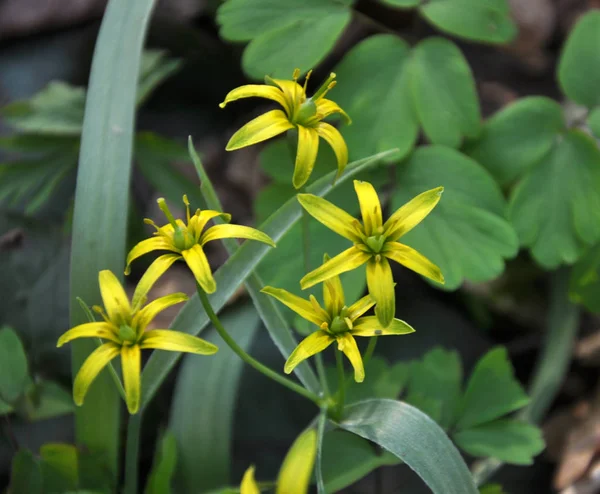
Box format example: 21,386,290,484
2,0,600,493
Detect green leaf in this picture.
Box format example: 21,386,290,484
342,357,409,405
479,484,507,494
0,326,29,403
570,243,600,312
137,50,182,106
40,443,79,493
463,97,566,186
339,399,479,494
508,130,600,268
10,450,43,494
381,0,420,7
410,38,481,148
70,0,156,475
321,430,400,493
455,347,529,430
145,431,178,494
217,0,352,79
135,132,204,206
2,82,85,135
392,146,518,289
587,107,600,138
24,381,75,421
170,304,258,491
453,419,545,465
331,35,418,161
557,11,600,107
405,347,462,429
0,396,13,415
419,0,517,44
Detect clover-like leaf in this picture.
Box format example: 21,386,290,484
410,38,481,148
453,419,545,465
587,107,600,139
216,0,353,79
332,35,418,161
509,130,600,268
419,0,517,44
464,97,565,186
0,327,29,404
569,242,600,313
558,11,600,108
392,146,518,290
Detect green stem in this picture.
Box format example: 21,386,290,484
471,268,580,486
197,285,323,406
123,413,142,494
363,336,378,366
335,349,346,419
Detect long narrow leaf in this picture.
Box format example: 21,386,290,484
188,137,320,393
69,0,156,475
140,149,394,410
339,399,479,494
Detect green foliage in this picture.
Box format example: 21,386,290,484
9,450,43,494
217,0,352,79
479,484,507,494
0,326,29,403
464,97,566,186
392,146,518,289
558,11,600,108
170,304,259,491
588,107,600,138
508,130,600,268
569,243,600,312
40,444,79,493
145,432,178,494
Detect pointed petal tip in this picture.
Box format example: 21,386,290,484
219,102,227,109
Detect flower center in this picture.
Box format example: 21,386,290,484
172,227,196,251
365,235,386,253
295,99,317,126
328,315,353,335
119,324,137,343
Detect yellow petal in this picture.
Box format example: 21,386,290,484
323,274,344,317
353,180,383,236
181,244,216,293
73,343,120,406
225,109,294,151
131,253,181,311
201,224,275,247
296,194,363,243
98,270,132,325
240,466,260,494
132,292,188,331
140,330,218,355
284,330,334,374
125,237,179,275
316,122,348,180
366,257,395,328
189,210,231,241
300,247,370,290
292,126,319,189
261,286,327,326
57,322,120,347
346,294,376,321
383,242,445,284
316,98,351,124
383,187,443,241
219,84,289,114
352,316,415,337
336,333,364,383
121,345,141,414
276,428,318,494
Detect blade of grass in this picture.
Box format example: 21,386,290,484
69,0,156,476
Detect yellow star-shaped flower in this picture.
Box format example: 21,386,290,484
262,263,415,383
125,195,275,294
57,270,218,414
220,69,351,189
298,181,445,328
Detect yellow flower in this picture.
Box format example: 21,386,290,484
241,428,317,494
298,181,445,328
220,69,351,189
125,195,275,294
57,270,217,414
262,265,415,383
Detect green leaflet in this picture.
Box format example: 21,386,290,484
145,432,178,494
392,146,518,289
217,0,352,79
509,130,600,268
0,326,29,404
339,399,479,494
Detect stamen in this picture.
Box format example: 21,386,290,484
303,69,313,95
311,72,337,101
375,254,382,263
319,81,337,100
157,198,179,229
292,68,300,81
183,195,191,223
143,218,160,232
344,317,353,330
92,305,110,323
320,322,329,330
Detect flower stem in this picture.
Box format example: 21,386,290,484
197,285,323,406
335,349,346,419
123,413,142,494
363,336,378,366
